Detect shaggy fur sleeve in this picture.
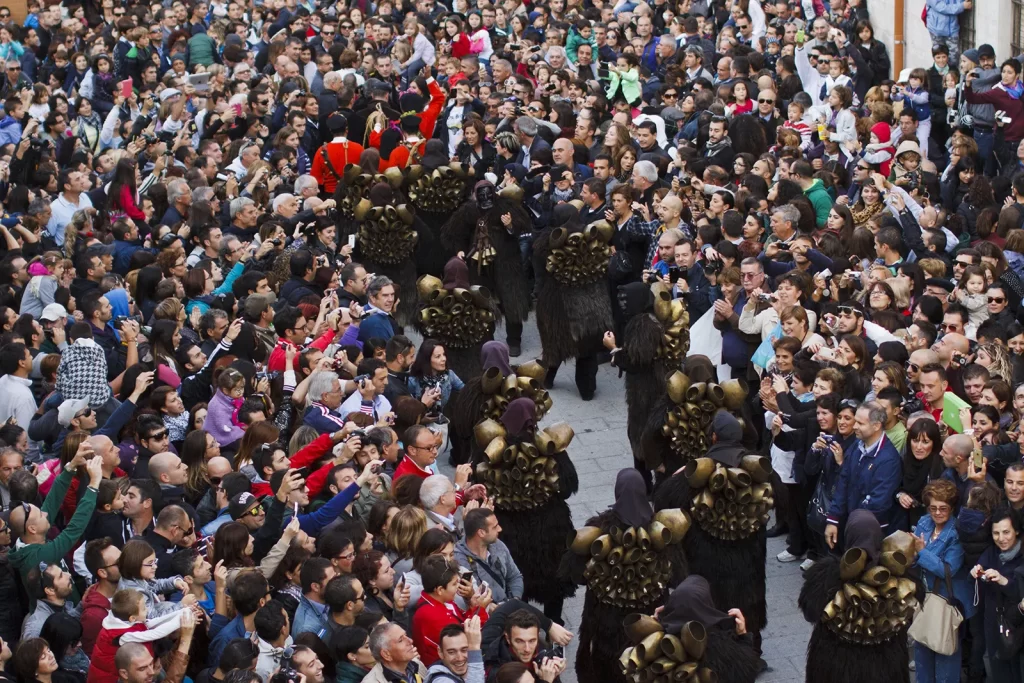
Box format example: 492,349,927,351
620,315,662,372
440,202,481,253
798,556,842,624
556,450,579,498
703,629,761,683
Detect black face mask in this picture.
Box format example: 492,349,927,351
476,185,495,210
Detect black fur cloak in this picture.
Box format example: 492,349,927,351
653,471,769,638
798,556,914,683
440,196,531,326
532,225,613,367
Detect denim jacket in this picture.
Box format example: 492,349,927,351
914,513,976,619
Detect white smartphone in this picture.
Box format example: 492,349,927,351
347,234,356,248
819,268,832,279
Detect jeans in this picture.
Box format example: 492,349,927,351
915,642,962,683
975,127,997,176
401,58,425,88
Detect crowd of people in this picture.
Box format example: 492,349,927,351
0,0,1023,681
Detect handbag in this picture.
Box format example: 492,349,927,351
908,562,963,656
995,601,1024,660
806,472,834,535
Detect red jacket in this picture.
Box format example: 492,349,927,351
311,137,365,194
288,432,340,498
63,468,126,520
88,621,149,683
394,457,465,505
411,594,488,666
369,79,446,170
80,585,111,657
266,329,339,373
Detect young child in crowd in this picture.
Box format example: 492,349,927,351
955,265,991,328
87,588,188,683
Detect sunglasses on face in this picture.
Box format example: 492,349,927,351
942,323,960,331
906,362,920,372
247,505,264,516
147,431,169,441
989,297,1006,304
837,306,859,316
758,98,774,104
955,260,972,267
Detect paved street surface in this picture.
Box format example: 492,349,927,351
430,318,811,682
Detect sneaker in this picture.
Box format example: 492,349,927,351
777,550,803,563
800,558,816,571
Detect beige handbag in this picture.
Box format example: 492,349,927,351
908,563,963,656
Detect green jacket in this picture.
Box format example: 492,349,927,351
335,662,370,683
803,178,832,228
10,469,96,607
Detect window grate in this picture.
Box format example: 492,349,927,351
1015,0,1024,55
960,7,976,54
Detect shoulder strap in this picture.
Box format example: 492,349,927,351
319,145,342,180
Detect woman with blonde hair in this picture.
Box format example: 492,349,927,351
780,305,825,349
601,122,631,159
976,343,1013,383
385,505,429,576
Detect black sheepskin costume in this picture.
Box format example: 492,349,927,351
653,471,768,639
798,556,913,683
618,313,673,459
473,434,579,607
440,197,531,327
559,508,688,683
701,628,762,683
531,225,612,368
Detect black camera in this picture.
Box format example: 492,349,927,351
271,238,283,246
539,645,565,659
270,668,302,683
113,314,143,329
902,395,924,415
704,259,723,275
158,232,178,249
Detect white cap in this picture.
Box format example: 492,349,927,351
40,303,67,321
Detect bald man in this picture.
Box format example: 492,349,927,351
940,433,995,503
551,137,592,181
149,452,199,525
933,332,970,367
116,642,157,683
907,349,940,387
196,455,234,532
59,434,130,522
144,505,195,576
9,447,102,607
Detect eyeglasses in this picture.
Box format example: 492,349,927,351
337,550,357,561
527,106,540,113
809,53,821,60
942,323,961,332
20,501,31,522
758,98,774,104
989,297,1006,304
740,272,762,280
927,505,951,514
246,505,265,516
341,24,354,29
839,399,861,410
114,10,125,16
663,92,678,98
412,443,440,452
75,408,93,420
6,66,19,71
955,259,973,267
142,560,157,568
322,30,335,35
209,476,222,487
837,306,860,316
146,431,169,441
906,362,920,373
737,23,748,29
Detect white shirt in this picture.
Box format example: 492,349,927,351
0,374,35,429
47,192,94,247
446,104,467,158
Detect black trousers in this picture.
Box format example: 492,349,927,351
784,481,812,556
506,321,523,346
545,354,598,396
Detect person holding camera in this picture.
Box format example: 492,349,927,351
412,555,491,666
